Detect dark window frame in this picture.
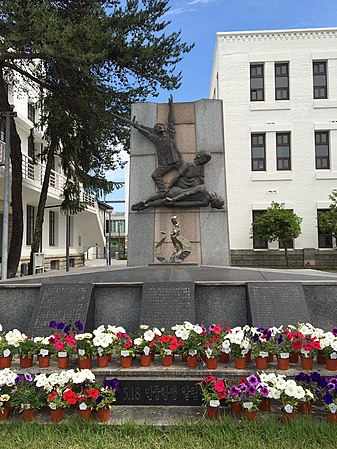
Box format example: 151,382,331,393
27,102,36,123
275,62,289,100
315,131,330,169
250,63,264,101
251,133,266,171
49,211,56,246
276,132,291,171
317,209,333,248
313,61,327,99
252,210,268,249
26,205,35,246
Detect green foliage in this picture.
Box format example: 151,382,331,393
317,190,337,243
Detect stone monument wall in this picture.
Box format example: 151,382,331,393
127,99,230,266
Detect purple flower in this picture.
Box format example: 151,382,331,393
75,320,84,331
247,375,259,386
228,386,240,397
277,335,283,344
248,386,257,396
295,372,310,383
257,327,265,333
57,322,65,330
96,396,103,405
24,373,33,382
253,334,259,342
208,324,216,332
63,325,71,334
260,386,269,397
16,375,25,384
323,392,334,405
332,328,337,337
103,377,120,392
49,321,58,329
327,382,336,391
239,384,248,393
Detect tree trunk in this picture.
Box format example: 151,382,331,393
29,138,57,274
0,72,23,278
284,244,289,269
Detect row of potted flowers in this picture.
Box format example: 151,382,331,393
1,321,337,371
0,368,119,422
199,371,337,423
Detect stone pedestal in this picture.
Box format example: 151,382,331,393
127,99,229,267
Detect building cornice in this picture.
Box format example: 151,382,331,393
217,28,337,43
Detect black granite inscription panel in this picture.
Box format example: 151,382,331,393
117,380,202,405
247,282,310,327
140,282,195,329
29,283,94,336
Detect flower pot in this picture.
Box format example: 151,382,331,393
300,356,314,370
186,355,198,368
326,413,337,423
57,355,69,369
78,408,92,421
206,405,220,419
267,353,274,363
282,411,296,422
219,352,230,364
22,408,37,422
0,407,9,421
97,408,110,422
326,358,337,371
181,354,188,362
255,356,268,370
0,355,12,369
259,398,271,412
108,354,112,361
245,351,251,363
78,356,92,369
230,401,243,416
161,354,174,367
38,355,51,368
277,357,289,370
234,357,246,370
299,401,311,415
50,408,64,422
97,355,109,367
20,355,33,369
120,355,133,368
245,410,258,422
289,352,299,363
317,350,326,365
205,357,218,370
139,354,152,367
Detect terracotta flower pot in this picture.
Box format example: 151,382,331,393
206,405,220,419
150,351,156,361
0,355,12,369
57,355,69,369
267,353,274,363
186,355,198,368
22,408,37,422
317,350,326,365
300,356,314,370
205,357,218,370
234,357,246,370
219,352,229,363
161,354,174,367
38,355,51,368
259,398,271,412
50,408,64,422
255,356,268,370
326,413,337,423
282,411,296,422
78,356,92,369
289,352,299,363
299,401,311,415
20,355,33,369
0,406,9,420
181,354,188,362
97,355,109,367
246,351,251,363
230,401,243,415
245,410,258,422
326,358,337,371
78,408,92,421
139,354,152,367
277,357,289,370
97,408,110,422
120,355,133,368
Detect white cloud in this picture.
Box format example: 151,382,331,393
165,7,185,15
188,0,215,4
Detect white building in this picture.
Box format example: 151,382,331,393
0,84,106,274
210,27,337,266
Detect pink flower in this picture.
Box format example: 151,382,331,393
214,380,225,392
55,341,64,351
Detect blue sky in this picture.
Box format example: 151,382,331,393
107,0,337,211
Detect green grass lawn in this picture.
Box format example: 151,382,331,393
1,416,337,449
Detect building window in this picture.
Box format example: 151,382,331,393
0,120,5,142
313,61,327,99
250,64,264,101
251,133,266,171
49,211,57,246
26,205,35,245
112,220,125,234
315,131,329,169
276,133,291,170
27,102,36,123
275,63,289,100
252,210,268,249
317,209,333,248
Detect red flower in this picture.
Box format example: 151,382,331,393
205,376,214,383
214,380,225,392
85,388,100,399
63,389,78,405
55,341,64,351
218,390,227,400
159,335,171,343
292,340,302,351
48,391,57,401
212,325,221,334
116,332,122,339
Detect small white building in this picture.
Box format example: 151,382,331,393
0,84,106,274
210,27,337,266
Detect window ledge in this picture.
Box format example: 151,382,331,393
250,102,291,111
251,172,293,181
315,171,337,180
313,100,337,109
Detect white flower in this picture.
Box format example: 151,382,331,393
140,324,149,330
193,325,203,335
144,330,155,342
0,394,10,402
75,333,92,340
153,327,162,336
133,338,143,346
184,321,194,331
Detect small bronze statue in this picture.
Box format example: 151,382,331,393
154,216,191,264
